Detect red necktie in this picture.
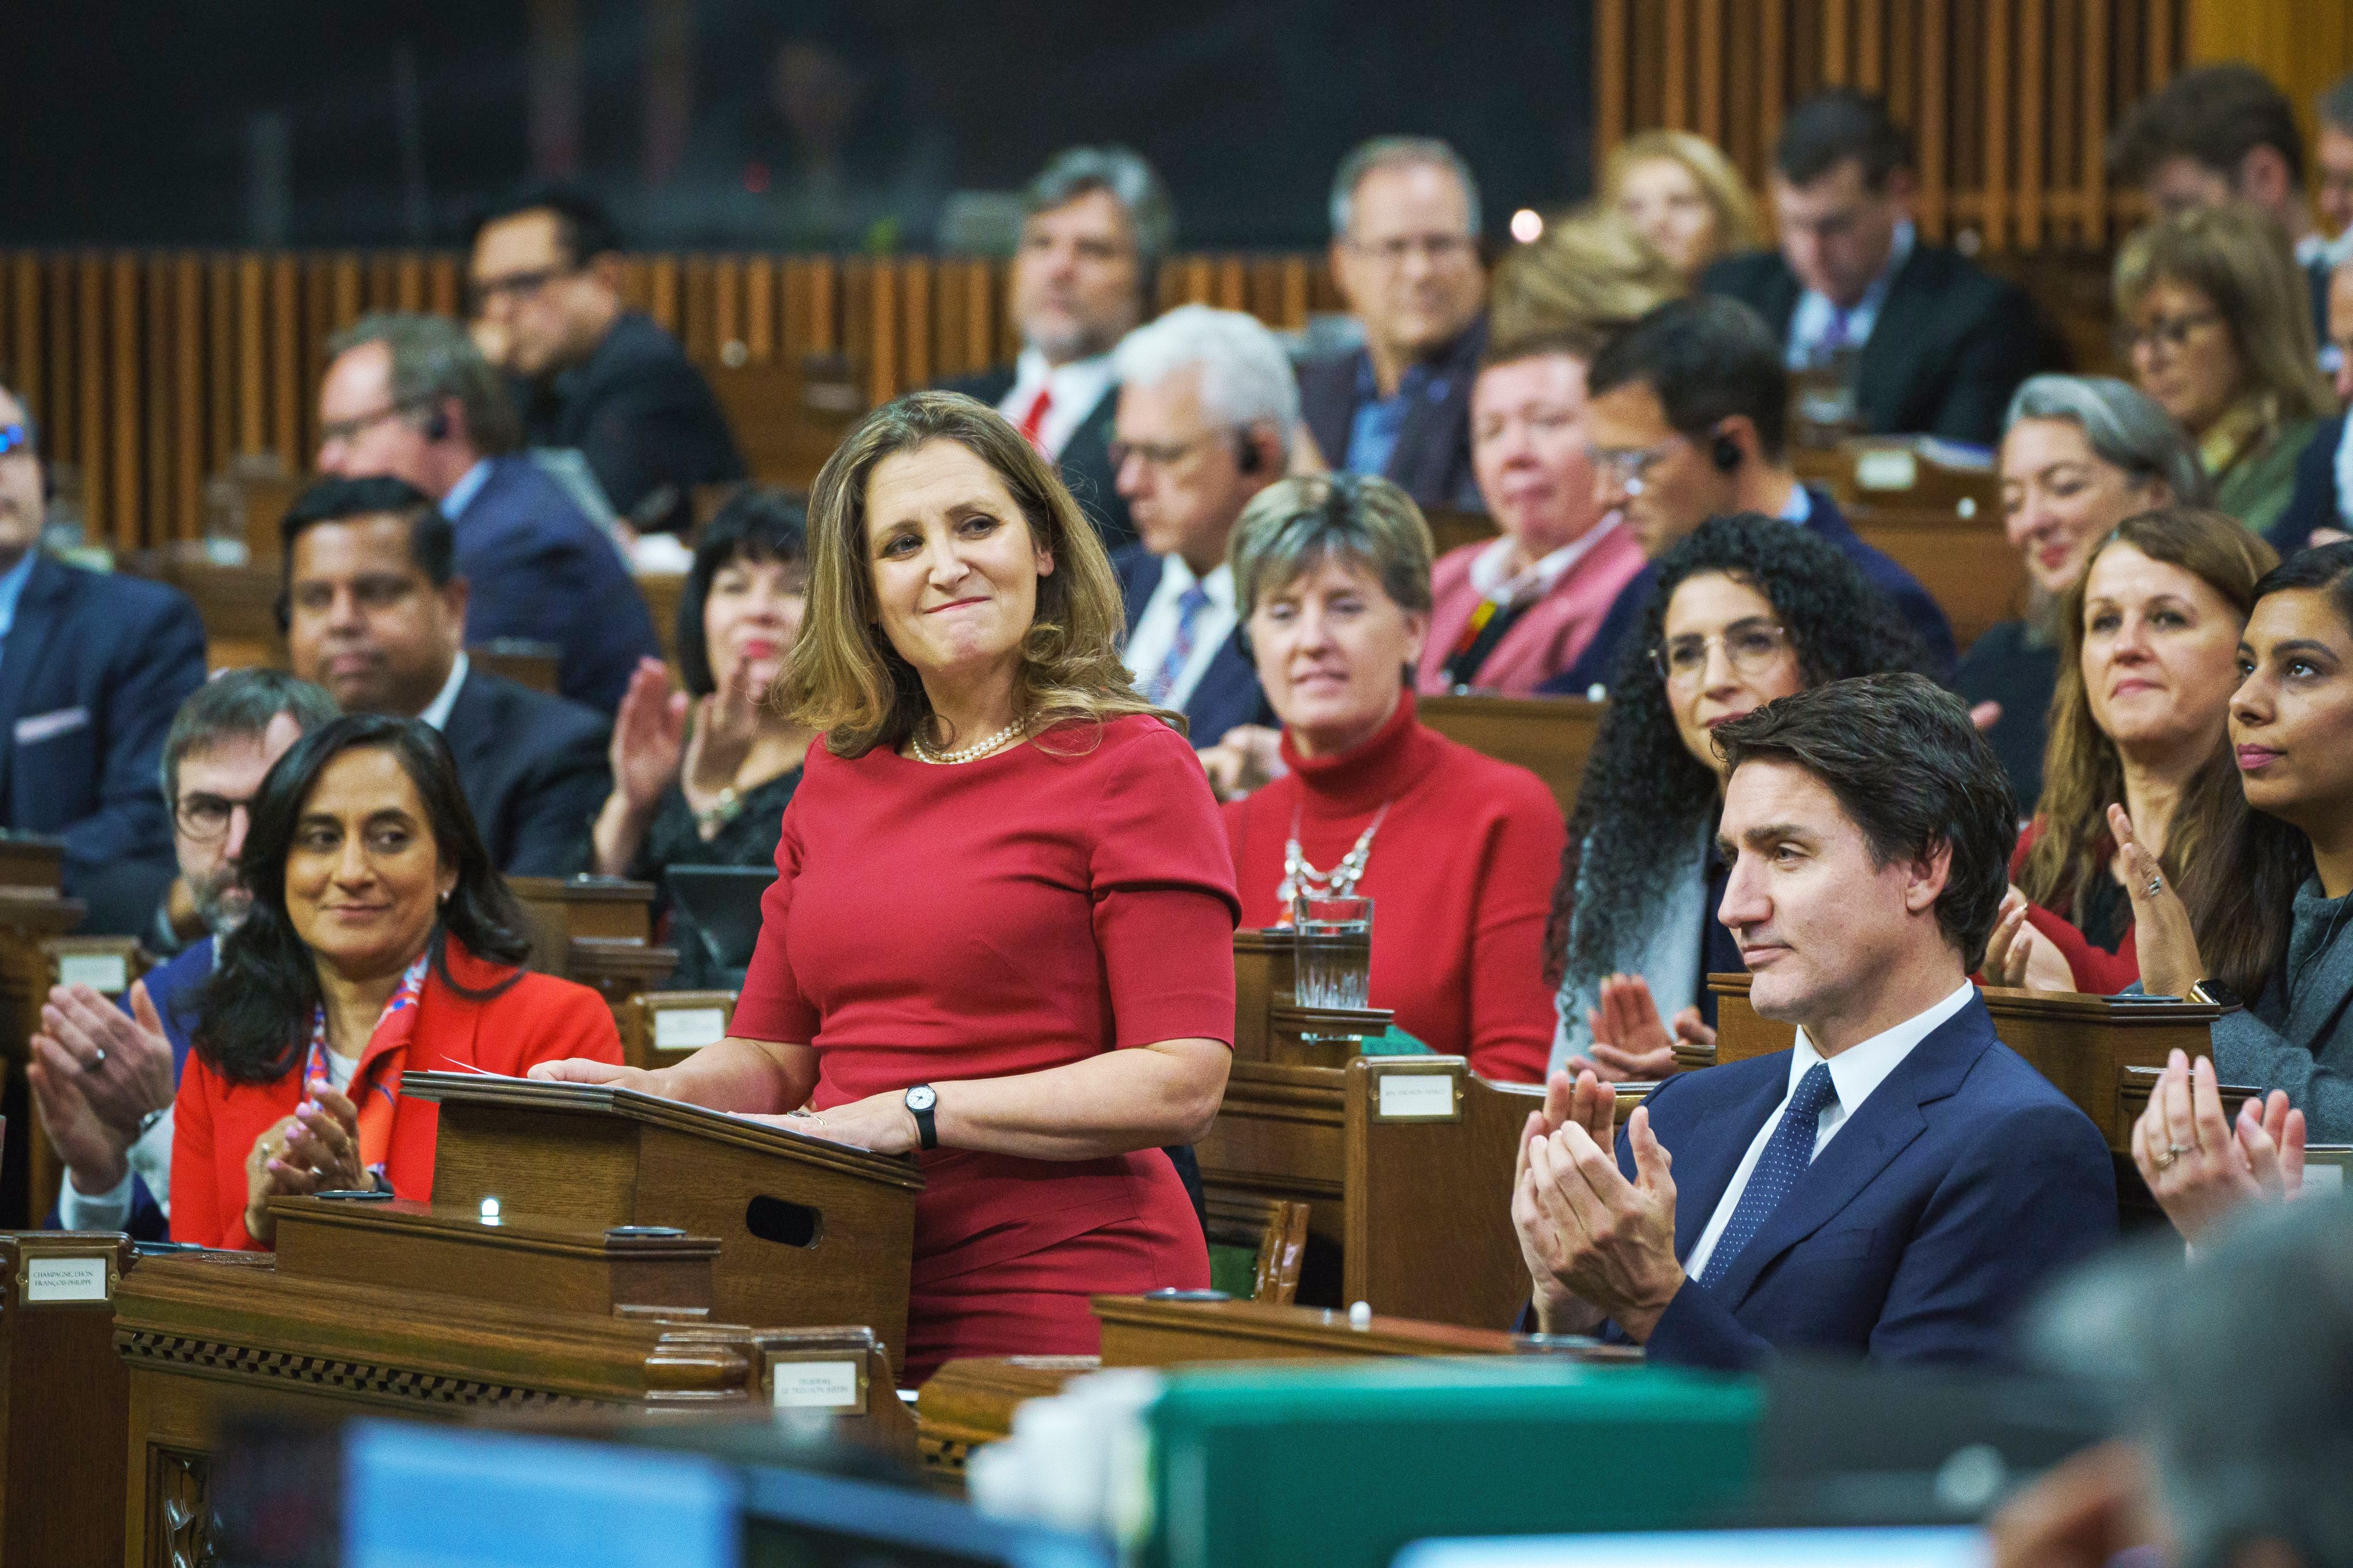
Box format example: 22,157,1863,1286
1017,385,1054,454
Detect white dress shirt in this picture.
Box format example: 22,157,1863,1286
1123,557,1237,713
998,347,1117,461
418,651,470,732
1786,221,1917,370
440,458,494,520
1680,979,1976,1282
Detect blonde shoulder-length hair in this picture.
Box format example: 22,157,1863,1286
774,390,1173,758
2113,203,2335,426
1604,130,1765,262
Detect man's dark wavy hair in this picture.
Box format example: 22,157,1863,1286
193,715,531,1084
1545,515,1929,987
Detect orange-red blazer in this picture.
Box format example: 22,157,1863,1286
171,940,623,1250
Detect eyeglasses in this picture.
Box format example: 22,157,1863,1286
1652,619,1794,683
1108,434,1221,470
2119,310,2223,358
318,396,433,449
468,264,574,312
1343,233,1478,267
1589,432,1692,492
175,791,253,843
0,423,33,458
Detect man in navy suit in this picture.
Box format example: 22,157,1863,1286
317,311,660,715
1106,305,1292,750
0,383,209,936
2270,260,2353,556
280,477,611,878
34,670,338,1240
1540,297,1956,698
938,147,1173,554
1512,673,2115,1369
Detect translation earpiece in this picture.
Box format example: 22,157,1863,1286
421,407,452,442
1235,434,1264,475
1710,431,1742,473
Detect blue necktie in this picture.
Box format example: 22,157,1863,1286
1697,1062,1838,1292
1143,582,1212,705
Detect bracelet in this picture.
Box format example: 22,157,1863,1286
693,786,744,836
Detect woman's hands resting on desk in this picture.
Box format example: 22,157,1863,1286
1564,974,1712,1082
242,1077,367,1245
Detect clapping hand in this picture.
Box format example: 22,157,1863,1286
1197,725,1285,801
610,658,689,816
242,1078,367,1245
2111,803,2205,1000
1983,890,2080,992
2132,1048,2305,1245
1565,973,1711,1082
1513,1103,1684,1342
26,980,175,1194
681,651,766,820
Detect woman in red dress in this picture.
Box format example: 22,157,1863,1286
535,391,1237,1384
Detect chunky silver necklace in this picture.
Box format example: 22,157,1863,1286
1279,802,1392,904
911,714,1030,765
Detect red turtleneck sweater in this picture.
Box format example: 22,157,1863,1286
1220,693,1565,1082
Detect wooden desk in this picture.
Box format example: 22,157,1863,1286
507,874,655,974
639,571,688,663
0,867,88,1227
121,550,283,670
621,990,738,1072
0,1231,136,1568
1422,505,1500,561
1417,693,1601,816
1847,504,2025,654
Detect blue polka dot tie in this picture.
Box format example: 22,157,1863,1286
1698,1062,1838,1292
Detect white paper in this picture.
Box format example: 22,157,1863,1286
1376,1074,1455,1119
772,1358,859,1409
654,1008,728,1053
57,953,128,992
25,1255,109,1303
1855,449,1919,492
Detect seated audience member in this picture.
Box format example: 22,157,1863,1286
1297,137,1488,508
939,146,1172,552
1993,510,2275,994
1702,89,2060,446
1604,130,1763,284
1513,673,2117,1370
1486,204,1684,350
1212,474,1565,1082
2116,540,2353,1141
1420,329,1646,696
280,477,611,876
466,186,744,534
2116,203,2333,538
590,489,812,988
0,382,207,934
1548,516,1930,1081
1106,304,1291,744
2271,258,2353,555
31,671,337,1241
1961,376,2209,809
1538,296,1957,697
2109,62,2338,342
317,312,661,715
173,715,622,1249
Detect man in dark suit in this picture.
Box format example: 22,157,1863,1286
2269,259,2353,555
33,669,337,1240
1701,90,2059,446
318,311,661,715
1104,304,1294,747
1513,674,2115,1369
1296,137,1487,508
279,477,611,878
0,383,208,934
938,147,1171,553
2109,64,2339,349
468,186,745,535
1540,297,1956,697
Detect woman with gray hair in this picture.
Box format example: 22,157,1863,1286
1211,474,1565,1082
1955,374,2209,808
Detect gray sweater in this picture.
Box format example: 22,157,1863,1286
2212,876,2353,1142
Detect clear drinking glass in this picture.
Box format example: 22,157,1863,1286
1291,894,1374,1010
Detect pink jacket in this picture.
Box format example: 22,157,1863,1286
1415,524,1648,697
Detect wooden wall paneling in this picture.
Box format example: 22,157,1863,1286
394,252,426,312
330,253,364,333
9,258,41,423
236,256,265,457
2081,0,2109,246
1887,0,1915,146
746,257,776,361
780,258,813,361
1758,2,1788,184
364,253,395,314
302,257,340,470
963,258,995,370
1857,0,1885,92
109,255,141,551
618,257,651,315
1823,0,1851,85
75,254,106,536
1695,0,1727,142
2020,0,2047,248
428,255,461,317
1279,255,1311,328
841,259,875,403
681,254,715,360
1597,0,1630,151
45,256,75,485
933,259,971,380
1215,255,1245,311
647,254,681,337
1984,0,2013,251
900,257,932,391
142,259,171,547
269,256,301,469
174,256,203,541
1918,0,1950,242
811,257,839,356
1662,0,1691,128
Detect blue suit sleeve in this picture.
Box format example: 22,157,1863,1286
63,586,207,933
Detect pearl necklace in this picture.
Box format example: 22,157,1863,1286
911,715,1031,765
1279,801,1392,905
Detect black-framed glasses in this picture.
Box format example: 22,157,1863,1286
1590,432,1691,491
318,396,433,450
2119,309,2223,358
468,264,576,312
1108,433,1222,471
1651,619,1793,683
174,791,253,843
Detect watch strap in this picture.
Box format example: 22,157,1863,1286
907,1086,938,1150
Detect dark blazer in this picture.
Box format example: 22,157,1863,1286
515,311,746,535
1700,244,2063,446
1113,546,1271,747
1603,993,2115,1370
2270,412,2346,557
0,556,207,933
449,454,662,715
1537,488,1958,697
438,663,612,878
939,366,1136,553
1295,315,1485,508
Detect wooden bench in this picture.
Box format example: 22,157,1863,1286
1417,693,1600,817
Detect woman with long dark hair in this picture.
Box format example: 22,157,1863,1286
171,715,622,1249
1546,515,1929,1079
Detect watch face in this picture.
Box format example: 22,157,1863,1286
905,1085,938,1112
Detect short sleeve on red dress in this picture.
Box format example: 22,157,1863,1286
731,782,819,1043
1090,721,1242,1049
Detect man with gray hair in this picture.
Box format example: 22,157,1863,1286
317,310,659,713
940,146,1175,551
1109,304,1297,746
32,669,337,1241
1297,136,1488,509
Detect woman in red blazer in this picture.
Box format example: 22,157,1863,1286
172,715,621,1250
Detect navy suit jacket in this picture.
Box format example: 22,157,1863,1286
45,934,210,1242
450,454,662,715
1538,488,1957,697
439,665,612,878
1113,546,1271,747
939,366,1136,553
2271,413,2345,557
0,556,207,933
1700,245,2063,446
1295,315,1485,509
1602,994,2115,1370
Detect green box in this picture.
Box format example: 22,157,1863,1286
1145,1358,1760,1568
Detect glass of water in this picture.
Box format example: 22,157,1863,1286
1291,894,1374,1010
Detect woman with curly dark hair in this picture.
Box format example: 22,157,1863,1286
1546,515,1931,1079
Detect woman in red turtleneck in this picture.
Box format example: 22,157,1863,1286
1209,474,1567,1082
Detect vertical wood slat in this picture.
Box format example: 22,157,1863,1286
681,256,715,361
269,256,300,468
48,256,76,470
646,256,681,337
1982,0,2012,249
110,255,141,551
2018,0,2048,246
1696,0,1726,140
1918,0,1950,242
964,260,993,370
866,260,898,407
1823,0,1851,82
2081,0,2110,245
1857,0,1884,91
1597,0,1631,150
77,256,106,535
746,258,776,361
174,256,203,541
900,258,932,391
11,258,43,438
1662,0,1691,126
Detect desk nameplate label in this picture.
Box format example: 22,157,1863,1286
56,952,128,992
769,1352,866,1413
654,1007,728,1053
21,1253,115,1304
1374,1072,1460,1122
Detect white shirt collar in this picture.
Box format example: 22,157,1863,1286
1789,978,1976,1121
440,458,495,520
1004,347,1118,461
1787,220,1916,366
1776,482,1814,525
1156,553,1236,610
1467,516,1622,603
419,650,470,732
